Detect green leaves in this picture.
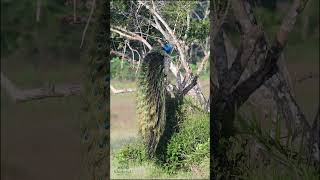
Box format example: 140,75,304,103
187,18,209,43
111,57,136,80
164,109,209,173
115,142,147,168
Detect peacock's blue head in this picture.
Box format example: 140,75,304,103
162,43,173,54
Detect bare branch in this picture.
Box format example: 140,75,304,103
1,73,82,103
196,51,210,76
80,0,96,48
141,1,191,74
233,0,310,108
181,75,198,96
295,72,319,83
221,25,264,93
110,85,135,94
111,26,152,50
110,25,183,82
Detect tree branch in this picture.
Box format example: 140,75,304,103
196,51,210,76
110,50,138,64
295,72,319,83
181,75,198,96
1,73,82,103
232,0,309,108
110,85,135,94
111,25,183,82
141,0,191,74
80,0,95,48
111,25,152,50
221,25,264,93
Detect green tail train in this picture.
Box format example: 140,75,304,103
136,47,171,158
81,1,109,179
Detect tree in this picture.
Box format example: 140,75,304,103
211,0,319,178
110,0,210,111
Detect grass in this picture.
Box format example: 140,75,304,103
111,156,205,179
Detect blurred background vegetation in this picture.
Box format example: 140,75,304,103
215,0,319,179
1,0,91,179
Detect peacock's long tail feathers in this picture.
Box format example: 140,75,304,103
81,1,109,179
137,50,167,158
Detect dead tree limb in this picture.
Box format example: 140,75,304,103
1,73,82,102
110,85,135,94
80,0,96,48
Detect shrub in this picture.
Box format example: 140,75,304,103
164,110,209,173
115,141,146,168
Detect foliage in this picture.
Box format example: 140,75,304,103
164,109,209,173
187,18,210,43
1,0,88,61
111,0,210,72
111,57,136,80
115,141,147,168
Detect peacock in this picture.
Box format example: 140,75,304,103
136,43,173,158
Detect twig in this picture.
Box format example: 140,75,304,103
80,0,96,48
312,104,319,131
295,72,319,83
